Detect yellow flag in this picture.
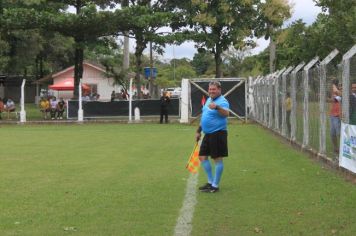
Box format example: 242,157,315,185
186,143,200,173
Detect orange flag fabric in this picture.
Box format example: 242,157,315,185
186,143,200,173
201,95,206,106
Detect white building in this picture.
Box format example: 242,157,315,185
35,62,122,101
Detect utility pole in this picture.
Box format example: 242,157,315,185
149,41,156,98
122,0,129,71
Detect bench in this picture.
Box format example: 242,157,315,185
6,111,19,120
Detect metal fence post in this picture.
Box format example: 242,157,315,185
319,49,339,156
281,66,294,137
274,69,285,131
268,72,277,128
342,45,356,124
291,62,305,141
303,57,320,148
263,76,269,126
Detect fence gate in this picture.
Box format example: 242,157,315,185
180,78,246,123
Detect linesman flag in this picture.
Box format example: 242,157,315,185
186,143,200,173
201,95,206,106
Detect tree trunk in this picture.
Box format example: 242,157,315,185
122,0,129,70
214,46,223,78
73,1,83,98
73,39,84,98
269,38,276,73
134,34,146,99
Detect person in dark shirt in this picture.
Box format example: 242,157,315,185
56,98,66,119
350,84,356,125
160,91,170,124
111,91,116,102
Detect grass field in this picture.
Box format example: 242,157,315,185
1,123,356,235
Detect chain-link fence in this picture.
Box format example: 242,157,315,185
249,45,356,161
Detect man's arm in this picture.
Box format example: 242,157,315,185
208,102,229,117
196,126,202,142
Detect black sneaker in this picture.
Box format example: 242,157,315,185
209,186,219,193
199,183,212,191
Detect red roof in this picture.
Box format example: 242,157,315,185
48,78,90,91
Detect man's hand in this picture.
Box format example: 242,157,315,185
196,132,201,142
208,102,217,110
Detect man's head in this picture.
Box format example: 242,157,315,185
352,83,356,93
332,79,339,87
208,81,222,99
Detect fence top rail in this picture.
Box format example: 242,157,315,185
186,77,246,82
273,68,286,80
343,44,356,60
304,56,320,71
292,62,305,74
283,66,294,76
321,49,339,65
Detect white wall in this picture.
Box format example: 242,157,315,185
51,64,119,101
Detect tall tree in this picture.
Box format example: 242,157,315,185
191,50,214,76
256,0,291,73
116,1,174,99
43,1,122,97
0,0,69,77
175,0,260,78
313,0,355,54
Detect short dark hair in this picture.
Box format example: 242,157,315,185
209,81,221,88
332,79,339,86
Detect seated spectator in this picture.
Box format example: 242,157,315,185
39,97,50,119
4,98,16,119
0,98,4,120
121,89,129,100
50,96,58,120
111,90,116,102
56,98,66,119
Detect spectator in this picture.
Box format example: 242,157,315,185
285,92,292,135
0,97,4,119
122,89,129,100
111,90,116,102
350,84,356,125
4,98,16,119
160,91,170,124
39,97,50,119
56,98,66,119
330,79,341,155
50,96,58,120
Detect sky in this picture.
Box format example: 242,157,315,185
147,0,323,61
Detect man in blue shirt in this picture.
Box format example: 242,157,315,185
196,81,229,193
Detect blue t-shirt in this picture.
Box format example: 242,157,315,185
201,95,229,134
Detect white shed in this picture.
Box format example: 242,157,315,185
36,62,121,101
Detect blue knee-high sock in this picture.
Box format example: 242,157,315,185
201,159,214,184
213,161,224,188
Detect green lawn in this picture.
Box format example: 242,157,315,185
0,123,355,235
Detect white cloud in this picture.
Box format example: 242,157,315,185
287,0,322,25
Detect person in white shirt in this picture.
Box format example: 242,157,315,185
50,96,58,120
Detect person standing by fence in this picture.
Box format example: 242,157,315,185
0,98,4,120
160,91,170,124
349,84,356,125
330,79,341,155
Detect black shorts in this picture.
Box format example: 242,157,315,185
199,130,228,159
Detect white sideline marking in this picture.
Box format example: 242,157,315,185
174,173,199,236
